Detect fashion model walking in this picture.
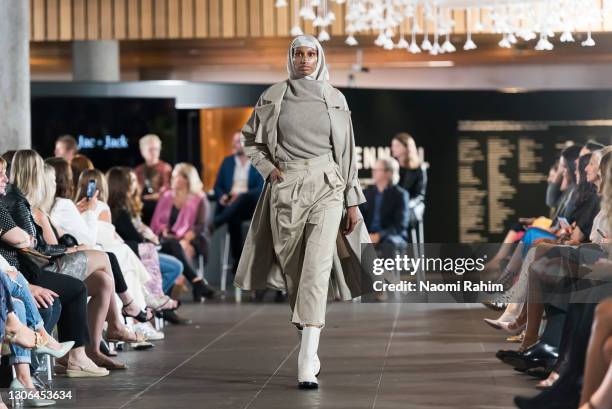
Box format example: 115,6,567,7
235,35,371,389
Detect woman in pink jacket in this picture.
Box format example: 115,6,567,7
150,163,216,302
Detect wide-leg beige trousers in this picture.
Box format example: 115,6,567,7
270,152,345,327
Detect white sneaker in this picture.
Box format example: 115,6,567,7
134,322,165,341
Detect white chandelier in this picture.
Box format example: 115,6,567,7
275,0,606,53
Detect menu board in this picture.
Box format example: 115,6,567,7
458,120,612,243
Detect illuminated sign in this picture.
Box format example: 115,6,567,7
78,134,129,150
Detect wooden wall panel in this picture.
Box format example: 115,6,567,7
86,0,100,40
168,0,180,38
276,1,289,37
249,0,261,37
113,0,127,39
200,108,253,192
222,0,235,38
194,0,209,38
262,0,275,37
330,2,343,36
209,0,221,37
31,1,612,42
127,0,140,39
180,0,194,38
73,0,87,39
32,0,46,41
100,0,113,39
59,0,72,40
141,0,154,39
454,10,466,34
236,0,248,37
46,0,59,40
154,0,168,38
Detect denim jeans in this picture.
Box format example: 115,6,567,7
9,298,30,365
0,272,44,331
31,298,62,374
1,271,46,366
158,253,183,295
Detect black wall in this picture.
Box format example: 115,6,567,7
31,82,612,243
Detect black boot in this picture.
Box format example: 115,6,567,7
192,280,205,302
161,310,192,325
192,280,217,302
514,372,580,409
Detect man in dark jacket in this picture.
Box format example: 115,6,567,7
359,158,410,256
212,131,264,275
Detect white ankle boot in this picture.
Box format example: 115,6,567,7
298,326,321,389
297,328,320,377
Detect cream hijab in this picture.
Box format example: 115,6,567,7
286,35,329,81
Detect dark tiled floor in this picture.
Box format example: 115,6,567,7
47,302,536,409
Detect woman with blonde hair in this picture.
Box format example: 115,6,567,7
150,163,215,302
390,132,427,238
6,150,139,372
0,155,103,379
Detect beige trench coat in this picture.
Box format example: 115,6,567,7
234,80,375,301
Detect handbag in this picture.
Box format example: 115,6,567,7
58,233,79,248
18,247,61,271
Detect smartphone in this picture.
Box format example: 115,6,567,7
86,179,97,200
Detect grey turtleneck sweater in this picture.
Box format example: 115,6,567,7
276,78,333,161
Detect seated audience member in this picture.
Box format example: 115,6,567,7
70,154,94,194
211,130,264,275
390,133,427,235
134,134,173,224
359,157,410,254
0,154,108,377
151,163,216,302
103,167,189,324
6,150,141,372
0,275,61,408
500,149,611,409
54,135,78,163
45,158,154,323
68,169,167,340
496,153,600,353
579,299,612,409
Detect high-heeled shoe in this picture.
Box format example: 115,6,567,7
498,320,526,335
9,378,55,407
121,300,152,323
36,340,74,359
4,325,40,349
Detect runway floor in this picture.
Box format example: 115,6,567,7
46,301,538,409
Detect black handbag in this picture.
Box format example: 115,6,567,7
18,247,60,270
58,233,79,248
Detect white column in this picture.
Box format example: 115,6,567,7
0,0,31,151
